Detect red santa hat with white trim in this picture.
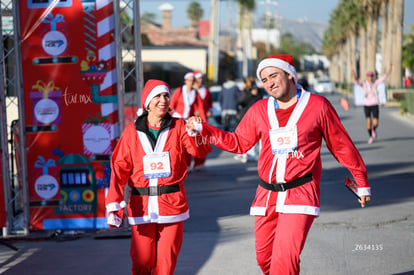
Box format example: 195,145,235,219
137,79,170,117
193,71,203,79
256,54,298,85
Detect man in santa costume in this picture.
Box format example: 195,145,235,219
106,79,211,275
187,55,371,274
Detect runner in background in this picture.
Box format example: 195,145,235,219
170,72,207,171
352,65,393,144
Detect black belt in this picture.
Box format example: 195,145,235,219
259,173,312,192
131,184,180,196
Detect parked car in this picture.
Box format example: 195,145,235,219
208,85,222,126
313,78,334,94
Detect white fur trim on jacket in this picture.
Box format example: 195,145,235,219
106,201,126,212
358,187,371,196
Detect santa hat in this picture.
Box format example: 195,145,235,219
193,71,203,79
137,79,170,117
256,54,298,84
184,72,194,80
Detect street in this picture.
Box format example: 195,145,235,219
1,92,413,275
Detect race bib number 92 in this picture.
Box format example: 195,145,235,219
143,152,171,179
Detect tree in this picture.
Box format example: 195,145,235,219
187,1,203,28
390,0,404,87
278,33,316,70
402,25,414,72
141,12,157,23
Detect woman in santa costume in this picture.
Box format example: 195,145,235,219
187,55,371,275
105,79,211,275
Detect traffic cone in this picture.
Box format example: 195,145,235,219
340,98,349,111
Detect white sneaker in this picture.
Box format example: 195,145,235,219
368,137,373,144
234,154,247,163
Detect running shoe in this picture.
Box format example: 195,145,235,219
368,137,373,144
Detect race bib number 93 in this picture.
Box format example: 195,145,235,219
269,126,298,155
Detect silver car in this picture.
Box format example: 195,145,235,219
313,78,334,94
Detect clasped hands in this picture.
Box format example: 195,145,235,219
186,116,203,136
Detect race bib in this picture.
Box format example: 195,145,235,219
269,126,298,155
143,152,171,179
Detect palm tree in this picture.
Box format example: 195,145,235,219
341,0,361,83
323,2,349,84
390,0,404,87
365,0,381,76
323,0,404,88
187,1,203,29
380,0,389,76
402,25,414,74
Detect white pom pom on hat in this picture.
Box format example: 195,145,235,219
137,79,170,117
256,54,298,85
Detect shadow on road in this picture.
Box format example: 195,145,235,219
320,161,414,211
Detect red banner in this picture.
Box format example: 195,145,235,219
18,0,119,230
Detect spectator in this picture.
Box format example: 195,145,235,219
234,76,263,163
219,72,240,131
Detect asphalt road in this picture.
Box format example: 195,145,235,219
1,92,413,275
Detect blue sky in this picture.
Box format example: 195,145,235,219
140,0,414,32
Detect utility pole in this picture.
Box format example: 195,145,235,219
259,0,279,55
208,0,219,84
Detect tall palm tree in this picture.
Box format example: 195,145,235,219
380,0,389,75
341,0,361,83
390,0,404,87
322,2,350,83
323,0,404,88
365,0,381,76
187,1,203,29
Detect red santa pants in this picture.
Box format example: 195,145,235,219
130,221,184,275
255,209,314,275
193,157,206,168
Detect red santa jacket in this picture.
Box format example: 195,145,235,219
198,90,370,217
106,113,212,225
198,86,213,114
170,85,207,121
